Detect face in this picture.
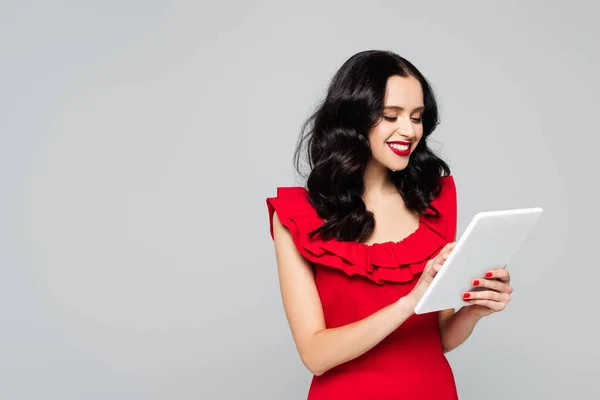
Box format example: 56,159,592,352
368,75,425,172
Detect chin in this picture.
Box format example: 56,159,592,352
386,161,409,172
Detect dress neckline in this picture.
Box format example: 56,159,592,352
266,176,455,285
358,215,426,248
299,186,432,249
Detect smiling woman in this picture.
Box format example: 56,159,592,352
266,50,511,400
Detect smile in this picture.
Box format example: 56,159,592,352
387,141,411,156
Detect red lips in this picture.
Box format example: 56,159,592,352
387,141,411,156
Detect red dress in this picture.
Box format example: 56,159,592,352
266,175,459,400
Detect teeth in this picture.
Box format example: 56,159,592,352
389,143,409,151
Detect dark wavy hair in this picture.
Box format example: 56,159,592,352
293,50,451,243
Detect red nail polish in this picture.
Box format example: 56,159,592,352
486,272,493,278
473,280,480,285
463,292,471,299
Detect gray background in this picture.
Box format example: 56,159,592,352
1,1,598,399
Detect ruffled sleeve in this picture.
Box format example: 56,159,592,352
266,175,458,285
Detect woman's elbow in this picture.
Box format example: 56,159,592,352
299,350,327,376
302,360,326,377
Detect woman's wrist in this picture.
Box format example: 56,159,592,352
396,295,417,317
461,305,485,321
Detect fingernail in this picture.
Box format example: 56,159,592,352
473,279,480,285
463,292,471,299
485,272,493,278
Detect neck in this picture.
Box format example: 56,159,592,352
363,160,396,199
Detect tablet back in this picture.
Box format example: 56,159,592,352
414,207,544,314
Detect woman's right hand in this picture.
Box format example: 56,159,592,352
404,241,457,311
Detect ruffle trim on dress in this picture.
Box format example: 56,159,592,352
266,176,457,285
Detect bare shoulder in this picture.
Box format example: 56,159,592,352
271,209,316,282
271,210,284,233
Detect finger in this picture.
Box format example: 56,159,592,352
463,290,510,302
423,261,443,284
464,299,506,312
424,259,439,277
472,278,513,294
485,268,510,282
424,243,456,279
433,260,446,274
437,242,456,262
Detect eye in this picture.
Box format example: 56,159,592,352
383,116,424,123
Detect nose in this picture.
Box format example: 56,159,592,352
394,116,417,138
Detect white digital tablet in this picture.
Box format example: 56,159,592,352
414,207,544,315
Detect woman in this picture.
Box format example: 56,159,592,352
266,50,513,399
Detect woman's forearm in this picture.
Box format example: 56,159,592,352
439,307,483,353
303,297,415,376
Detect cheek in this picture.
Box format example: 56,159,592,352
368,131,391,161
368,125,390,146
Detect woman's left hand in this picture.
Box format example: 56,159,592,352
462,268,512,318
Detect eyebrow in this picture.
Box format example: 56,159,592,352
383,105,425,112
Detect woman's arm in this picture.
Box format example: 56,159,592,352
438,268,513,352
272,211,416,376
438,308,482,353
